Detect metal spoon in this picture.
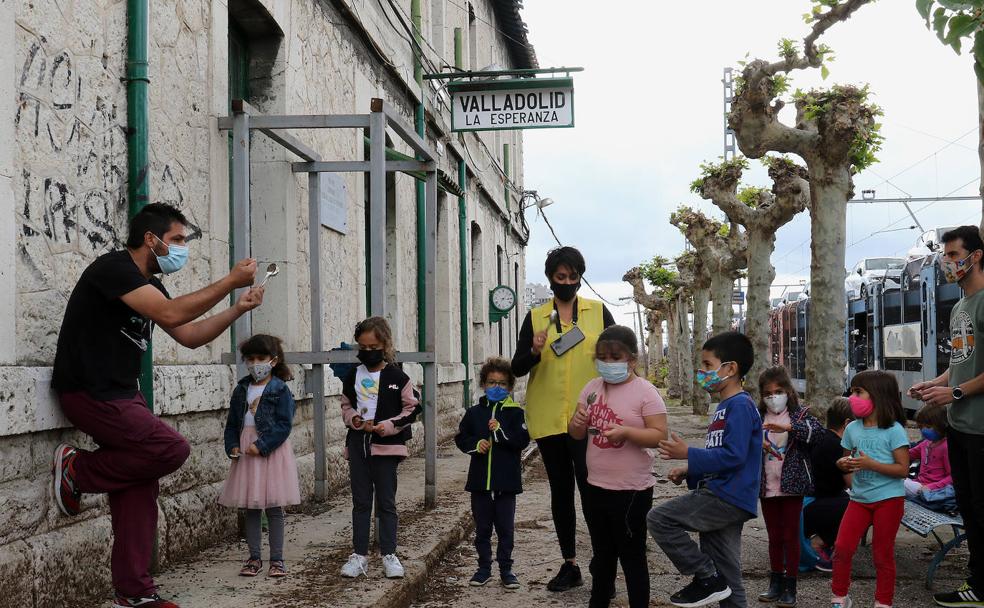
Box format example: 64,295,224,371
258,263,279,288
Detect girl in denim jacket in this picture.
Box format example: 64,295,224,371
219,334,300,578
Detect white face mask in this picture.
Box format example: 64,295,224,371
764,393,788,414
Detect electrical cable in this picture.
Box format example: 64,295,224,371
535,206,622,307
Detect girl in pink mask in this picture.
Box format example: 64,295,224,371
830,371,910,608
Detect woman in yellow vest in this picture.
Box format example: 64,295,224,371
511,246,615,592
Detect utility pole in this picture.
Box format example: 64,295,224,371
723,67,737,161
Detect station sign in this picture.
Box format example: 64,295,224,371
449,77,574,132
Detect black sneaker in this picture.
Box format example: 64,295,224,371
670,574,732,608
469,569,492,586
500,571,520,590
935,582,984,607
546,561,583,592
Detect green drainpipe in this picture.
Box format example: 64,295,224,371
503,143,510,213
412,0,426,358
454,28,469,406
127,0,152,411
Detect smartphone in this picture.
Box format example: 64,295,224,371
550,325,586,357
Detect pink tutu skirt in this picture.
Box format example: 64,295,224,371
218,426,301,509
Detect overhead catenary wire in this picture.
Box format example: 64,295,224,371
535,206,622,308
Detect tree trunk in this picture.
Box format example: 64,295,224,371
979,78,984,236
675,295,695,410
665,301,681,398
692,288,711,414
744,230,777,401
710,276,734,335
646,311,664,383
806,163,850,410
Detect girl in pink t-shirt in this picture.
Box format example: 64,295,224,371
569,325,667,608
906,404,954,512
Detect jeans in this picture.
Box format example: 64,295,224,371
59,391,190,597
471,491,517,573
949,428,984,589
584,484,653,608
245,507,285,561
348,433,400,555
831,497,904,605
647,488,752,608
535,433,588,560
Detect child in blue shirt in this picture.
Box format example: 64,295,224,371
648,331,762,608
831,371,909,608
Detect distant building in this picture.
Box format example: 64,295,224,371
525,282,553,308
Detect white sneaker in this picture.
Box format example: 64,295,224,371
340,553,368,578
382,553,405,578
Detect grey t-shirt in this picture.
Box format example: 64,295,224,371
949,288,984,435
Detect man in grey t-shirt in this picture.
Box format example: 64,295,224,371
910,225,984,607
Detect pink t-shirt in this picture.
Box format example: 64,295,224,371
909,438,952,491
578,375,667,491
763,410,791,497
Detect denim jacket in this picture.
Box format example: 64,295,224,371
224,376,296,457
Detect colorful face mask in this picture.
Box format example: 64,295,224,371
153,234,189,275
596,360,631,384
696,363,733,392
764,393,788,414
247,360,274,383
940,251,979,283
849,394,875,418
485,386,510,403
920,428,942,442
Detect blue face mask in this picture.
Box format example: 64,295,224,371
596,360,630,384
153,234,189,274
696,362,733,392
921,428,943,442
485,386,509,403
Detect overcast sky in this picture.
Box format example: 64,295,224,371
518,0,982,330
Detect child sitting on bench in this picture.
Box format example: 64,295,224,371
906,405,956,513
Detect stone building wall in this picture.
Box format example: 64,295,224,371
0,0,532,605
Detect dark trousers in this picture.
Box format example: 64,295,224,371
803,495,849,548
648,488,751,608
58,391,190,597
949,428,984,589
348,433,400,555
471,491,517,573
535,433,588,560
761,495,804,577
584,484,653,608
246,507,285,561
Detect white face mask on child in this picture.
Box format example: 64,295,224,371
247,360,274,383
764,393,788,414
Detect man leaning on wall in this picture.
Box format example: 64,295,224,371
49,202,266,608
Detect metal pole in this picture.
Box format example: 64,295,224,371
308,173,327,501
458,159,470,407
413,0,427,354
369,104,387,317
424,170,439,509
231,105,251,379
635,301,647,371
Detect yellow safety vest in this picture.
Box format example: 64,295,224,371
523,297,604,439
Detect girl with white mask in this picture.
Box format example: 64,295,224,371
756,366,824,607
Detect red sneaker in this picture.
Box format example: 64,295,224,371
53,444,81,516
112,594,180,608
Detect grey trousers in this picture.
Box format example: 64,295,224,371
647,488,752,608
348,433,400,555
245,507,285,561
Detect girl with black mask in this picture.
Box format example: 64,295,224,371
511,246,615,592
339,316,422,580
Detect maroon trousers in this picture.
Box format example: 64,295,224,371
59,391,190,597
761,495,804,577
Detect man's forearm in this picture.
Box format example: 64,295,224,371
180,305,242,348
937,369,950,386
167,275,236,327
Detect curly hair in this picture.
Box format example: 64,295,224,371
354,316,396,363
239,334,293,381
479,357,515,389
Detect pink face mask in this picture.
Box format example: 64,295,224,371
849,394,874,418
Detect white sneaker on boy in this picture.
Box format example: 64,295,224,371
340,553,368,578
382,554,405,578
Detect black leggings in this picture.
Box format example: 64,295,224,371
584,484,653,608
536,433,588,560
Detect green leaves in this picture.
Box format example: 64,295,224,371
934,7,951,42
917,0,984,80
917,0,935,21
946,13,979,52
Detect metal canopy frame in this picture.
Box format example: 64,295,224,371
218,98,439,507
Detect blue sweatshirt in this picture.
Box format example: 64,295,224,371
687,391,763,516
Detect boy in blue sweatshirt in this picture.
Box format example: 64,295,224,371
648,332,762,608
455,357,531,590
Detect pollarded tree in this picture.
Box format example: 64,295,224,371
915,0,984,234
644,308,665,383
676,250,713,414
692,156,811,397
670,207,748,334
728,0,882,407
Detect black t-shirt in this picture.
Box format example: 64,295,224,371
810,429,848,498
52,250,170,400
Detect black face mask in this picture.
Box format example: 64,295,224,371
357,349,385,368
551,281,581,302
